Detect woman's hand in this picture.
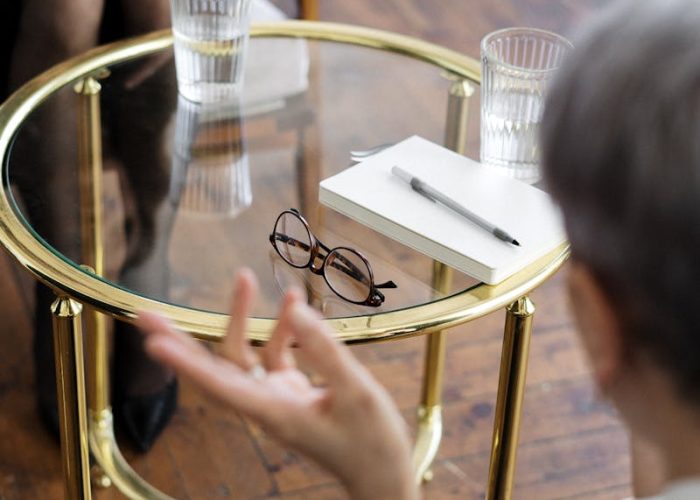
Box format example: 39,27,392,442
137,268,418,500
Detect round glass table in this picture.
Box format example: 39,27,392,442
0,21,568,499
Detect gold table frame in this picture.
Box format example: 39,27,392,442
0,21,569,499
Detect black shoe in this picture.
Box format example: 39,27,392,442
113,319,178,453
40,375,177,454
115,379,178,453
36,337,179,452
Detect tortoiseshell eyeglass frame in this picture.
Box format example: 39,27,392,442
269,208,397,306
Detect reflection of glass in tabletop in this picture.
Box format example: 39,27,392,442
170,94,252,217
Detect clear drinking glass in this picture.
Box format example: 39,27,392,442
480,27,572,183
170,95,252,217
170,0,253,103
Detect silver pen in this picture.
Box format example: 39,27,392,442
391,166,520,246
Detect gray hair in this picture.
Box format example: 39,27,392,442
541,0,700,403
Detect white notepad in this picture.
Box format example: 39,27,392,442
319,136,566,284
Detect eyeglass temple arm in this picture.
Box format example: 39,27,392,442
368,281,397,306
375,280,397,289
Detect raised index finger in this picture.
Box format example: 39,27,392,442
219,268,259,369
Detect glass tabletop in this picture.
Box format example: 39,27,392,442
4,30,487,320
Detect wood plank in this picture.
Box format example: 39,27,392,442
421,427,631,499
432,376,622,460
256,482,349,500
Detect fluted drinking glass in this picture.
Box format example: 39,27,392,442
480,27,572,183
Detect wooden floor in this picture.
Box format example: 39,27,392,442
0,1,632,499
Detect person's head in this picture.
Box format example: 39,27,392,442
541,0,700,433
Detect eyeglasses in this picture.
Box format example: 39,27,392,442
269,208,397,306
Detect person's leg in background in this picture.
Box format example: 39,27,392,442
96,0,179,451
7,0,179,451
7,0,106,436
9,0,105,90
102,51,180,451
122,0,171,35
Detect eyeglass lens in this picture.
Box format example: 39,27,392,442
325,249,372,303
273,211,313,267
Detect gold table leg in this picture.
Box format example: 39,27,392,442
487,296,535,500
443,79,474,155
413,261,451,484
52,296,92,500
76,76,112,490
75,76,109,417
412,77,474,483
74,74,174,500
299,0,319,20
413,336,445,484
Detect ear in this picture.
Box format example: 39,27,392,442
567,261,625,393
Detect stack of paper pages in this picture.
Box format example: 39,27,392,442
319,136,566,284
